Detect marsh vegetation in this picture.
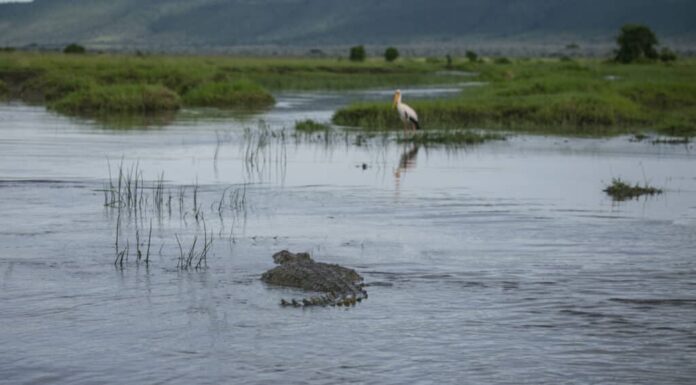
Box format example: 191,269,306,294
333,59,696,137
0,52,459,120
603,178,663,201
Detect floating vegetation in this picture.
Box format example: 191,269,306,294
396,130,505,146
294,119,330,133
603,178,663,201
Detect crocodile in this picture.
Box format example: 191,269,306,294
261,250,367,307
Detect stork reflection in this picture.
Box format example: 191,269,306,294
394,144,420,194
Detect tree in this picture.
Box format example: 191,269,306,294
465,50,478,63
615,24,658,63
384,47,399,62
349,45,366,62
63,43,86,54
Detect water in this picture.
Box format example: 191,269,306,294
1,89,695,384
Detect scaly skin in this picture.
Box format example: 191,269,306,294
261,250,367,307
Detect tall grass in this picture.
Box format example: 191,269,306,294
182,80,274,108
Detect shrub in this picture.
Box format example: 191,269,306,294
615,24,658,63
63,43,86,54
465,50,478,63
349,45,366,62
659,47,677,62
384,47,399,62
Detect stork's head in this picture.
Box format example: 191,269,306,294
392,89,401,109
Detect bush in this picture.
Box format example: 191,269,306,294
660,47,677,62
349,45,366,62
384,47,399,62
63,43,86,54
615,24,658,63
465,50,478,63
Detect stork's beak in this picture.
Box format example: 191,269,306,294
392,92,399,109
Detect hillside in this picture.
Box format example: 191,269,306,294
1,0,695,53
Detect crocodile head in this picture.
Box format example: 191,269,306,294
272,250,312,265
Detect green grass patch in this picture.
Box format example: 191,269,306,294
51,84,181,114
294,119,330,133
334,59,696,137
603,178,663,201
182,80,274,108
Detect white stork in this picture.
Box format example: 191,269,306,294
393,89,420,132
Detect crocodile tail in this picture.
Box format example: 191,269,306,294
279,292,366,308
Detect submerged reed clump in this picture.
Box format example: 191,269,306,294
397,130,505,145
294,119,330,133
603,178,663,201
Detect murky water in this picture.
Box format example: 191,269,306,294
1,88,696,385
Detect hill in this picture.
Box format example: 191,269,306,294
1,0,695,54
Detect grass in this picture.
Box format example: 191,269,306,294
182,80,274,108
397,130,505,145
603,178,663,201
294,119,330,133
0,52,459,118
333,59,696,137
52,84,181,114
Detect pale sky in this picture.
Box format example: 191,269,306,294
0,0,33,3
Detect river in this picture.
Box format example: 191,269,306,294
1,88,695,384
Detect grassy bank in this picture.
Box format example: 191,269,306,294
0,52,456,117
333,59,696,137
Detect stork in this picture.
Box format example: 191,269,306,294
393,89,420,132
